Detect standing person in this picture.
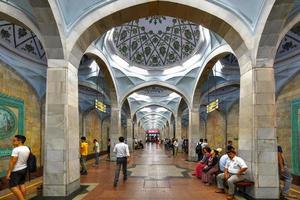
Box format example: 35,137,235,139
226,140,233,151
93,139,100,167
216,150,248,200
202,139,208,149
107,138,111,161
113,137,130,187
196,138,203,161
173,139,179,157
278,145,296,198
6,135,30,200
80,136,88,175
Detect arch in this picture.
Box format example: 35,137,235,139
67,1,249,70
138,113,171,125
255,1,296,67
121,81,190,107
0,2,45,48
132,103,175,119
142,120,166,130
200,81,240,101
27,0,64,59
276,68,300,98
192,47,233,108
85,51,119,107
141,118,168,125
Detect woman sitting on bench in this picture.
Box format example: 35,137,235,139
202,149,220,185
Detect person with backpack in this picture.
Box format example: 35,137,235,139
195,139,203,161
6,135,30,200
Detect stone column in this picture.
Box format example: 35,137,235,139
134,123,138,140
188,108,201,161
43,60,80,197
110,107,121,161
175,116,182,140
127,118,133,152
239,67,279,199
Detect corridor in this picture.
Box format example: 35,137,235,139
80,143,227,200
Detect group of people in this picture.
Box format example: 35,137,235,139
194,140,249,200
79,137,102,175
163,138,180,156
193,139,296,199
134,138,144,149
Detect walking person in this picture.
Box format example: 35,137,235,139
278,145,297,198
80,136,88,175
173,139,179,157
6,135,30,200
93,139,100,167
113,136,130,187
107,138,111,161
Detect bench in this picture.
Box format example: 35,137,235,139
235,180,254,193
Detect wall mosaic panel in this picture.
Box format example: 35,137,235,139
0,93,24,157
291,99,300,176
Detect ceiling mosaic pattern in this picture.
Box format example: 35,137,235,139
0,20,46,62
112,16,200,67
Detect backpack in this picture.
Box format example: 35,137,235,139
27,147,37,173
195,143,202,154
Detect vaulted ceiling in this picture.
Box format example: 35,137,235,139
1,1,300,131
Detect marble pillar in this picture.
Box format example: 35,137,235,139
110,107,121,161
43,60,80,196
127,118,133,152
134,123,138,140
239,67,279,199
175,116,182,140
188,108,202,161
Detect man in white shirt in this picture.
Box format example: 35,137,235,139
6,135,30,200
219,146,235,172
216,149,248,200
93,139,100,167
113,136,130,187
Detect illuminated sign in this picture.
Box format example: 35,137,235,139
147,130,159,134
206,99,219,113
95,99,106,112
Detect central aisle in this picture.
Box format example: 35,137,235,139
81,143,228,200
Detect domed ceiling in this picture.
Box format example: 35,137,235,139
112,16,200,68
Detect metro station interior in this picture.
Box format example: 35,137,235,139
0,0,300,199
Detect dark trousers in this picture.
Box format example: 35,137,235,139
114,157,127,183
197,153,203,161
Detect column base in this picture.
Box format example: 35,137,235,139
42,179,80,198
246,186,280,199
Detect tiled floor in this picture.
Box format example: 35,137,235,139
81,143,228,200
1,143,300,199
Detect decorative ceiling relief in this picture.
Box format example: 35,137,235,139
112,16,200,67
0,20,46,62
277,25,300,57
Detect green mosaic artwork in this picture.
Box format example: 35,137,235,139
291,99,300,175
0,93,24,157
0,105,17,139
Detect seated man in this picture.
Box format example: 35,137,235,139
216,149,248,200
219,146,235,173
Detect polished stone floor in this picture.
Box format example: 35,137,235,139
80,143,228,200
1,143,300,199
